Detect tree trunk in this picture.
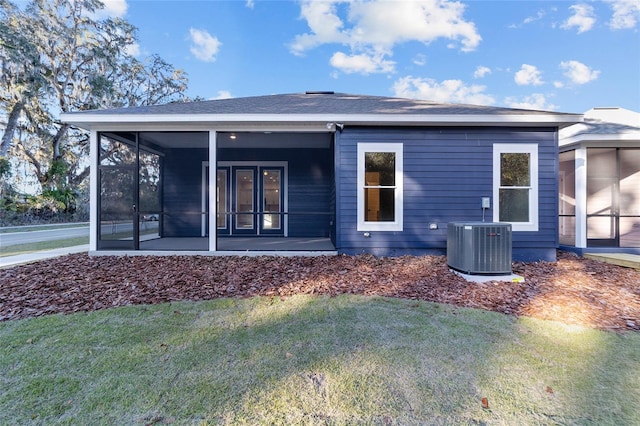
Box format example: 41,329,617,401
0,101,24,157
51,123,70,160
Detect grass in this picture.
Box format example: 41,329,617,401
0,237,89,257
1,295,638,425
0,223,88,234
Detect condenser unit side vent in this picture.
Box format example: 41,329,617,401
447,222,512,275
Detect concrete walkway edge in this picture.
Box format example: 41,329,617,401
0,245,89,269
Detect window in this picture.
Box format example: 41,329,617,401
357,143,403,231
493,144,538,231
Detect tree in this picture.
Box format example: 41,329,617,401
0,0,190,214
0,0,43,157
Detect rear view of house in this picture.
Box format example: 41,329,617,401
61,92,580,261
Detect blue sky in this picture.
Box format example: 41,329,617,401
103,0,639,113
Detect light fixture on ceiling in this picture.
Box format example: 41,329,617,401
326,122,344,132
229,133,237,140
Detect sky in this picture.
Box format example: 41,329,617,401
82,0,640,113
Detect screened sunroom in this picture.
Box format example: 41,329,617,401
559,108,640,253
96,131,336,253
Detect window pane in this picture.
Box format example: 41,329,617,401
587,177,615,215
365,152,395,186
587,148,616,178
620,148,640,216
587,216,616,239
499,188,529,222
620,217,640,248
559,151,576,215
559,216,576,246
100,168,134,243
364,188,395,222
262,169,281,230
236,170,254,229
500,153,530,186
100,135,136,166
139,150,161,213
217,169,227,228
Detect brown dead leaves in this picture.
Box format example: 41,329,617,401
0,252,638,331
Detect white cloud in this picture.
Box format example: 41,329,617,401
124,42,140,57
290,0,480,74
212,90,233,100
505,94,557,111
509,9,546,28
89,0,128,19
561,4,596,33
290,1,347,54
606,0,640,29
189,28,222,62
413,54,427,66
329,51,395,74
514,64,544,86
474,66,491,79
560,60,600,84
246,0,255,9
524,9,546,25
392,76,495,105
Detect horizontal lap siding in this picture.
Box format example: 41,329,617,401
336,127,558,261
289,150,333,237
163,148,207,237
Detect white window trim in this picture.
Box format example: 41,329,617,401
357,142,403,232
493,143,539,232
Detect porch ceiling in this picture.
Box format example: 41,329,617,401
141,131,332,149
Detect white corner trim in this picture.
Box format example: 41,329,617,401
574,147,587,248
208,131,217,251
89,131,98,251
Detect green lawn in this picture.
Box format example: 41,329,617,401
0,236,89,257
1,295,638,425
0,223,88,234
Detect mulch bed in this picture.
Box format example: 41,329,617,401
1,251,638,332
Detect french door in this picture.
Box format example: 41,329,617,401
215,164,285,236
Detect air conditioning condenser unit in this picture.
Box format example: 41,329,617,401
447,222,512,275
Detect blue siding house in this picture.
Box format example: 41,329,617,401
61,92,580,261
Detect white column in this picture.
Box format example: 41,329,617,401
575,147,587,248
89,130,98,252
208,130,217,251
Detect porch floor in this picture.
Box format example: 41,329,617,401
583,253,640,270
139,237,336,252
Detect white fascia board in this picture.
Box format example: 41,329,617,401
60,112,582,130
559,133,640,150
69,122,331,133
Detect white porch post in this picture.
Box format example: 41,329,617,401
208,130,217,251
89,130,98,252
575,147,587,249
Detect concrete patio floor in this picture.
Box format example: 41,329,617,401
139,237,336,252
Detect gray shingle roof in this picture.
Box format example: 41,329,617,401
65,92,576,117
562,119,640,138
